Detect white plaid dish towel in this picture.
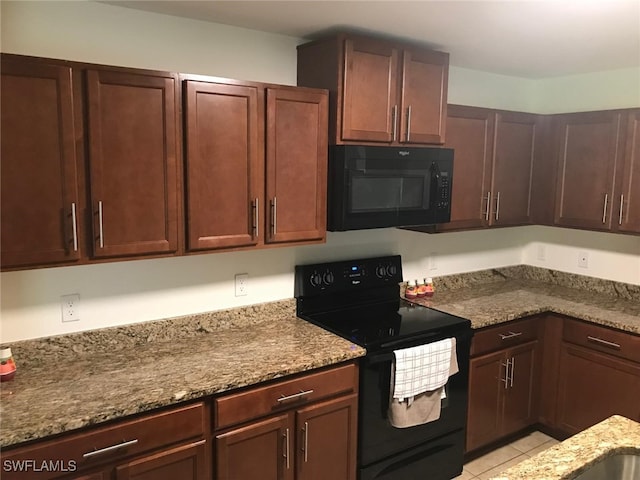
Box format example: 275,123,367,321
392,338,454,401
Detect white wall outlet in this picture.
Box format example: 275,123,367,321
61,294,80,322
578,251,589,269
235,273,248,296
537,245,546,262
428,252,438,271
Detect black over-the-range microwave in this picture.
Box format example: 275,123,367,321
327,145,454,231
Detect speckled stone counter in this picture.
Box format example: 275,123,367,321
405,266,640,334
0,299,365,448
491,415,640,479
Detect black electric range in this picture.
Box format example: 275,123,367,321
295,255,473,480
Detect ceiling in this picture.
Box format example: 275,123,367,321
105,0,640,79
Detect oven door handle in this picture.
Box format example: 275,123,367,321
380,331,442,350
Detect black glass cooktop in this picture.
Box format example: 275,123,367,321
302,300,470,350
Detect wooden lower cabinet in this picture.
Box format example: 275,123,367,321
556,342,640,435
215,394,358,480
115,440,207,480
466,341,539,452
213,362,359,480
1,402,208,480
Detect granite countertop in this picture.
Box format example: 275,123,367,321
406,266,640,334
0,300,365,449
2,265,638,451
492,415,640,479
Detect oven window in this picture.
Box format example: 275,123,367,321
350,174,427,213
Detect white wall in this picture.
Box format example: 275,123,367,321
1,1,639,342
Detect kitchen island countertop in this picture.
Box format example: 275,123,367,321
491,415,640,479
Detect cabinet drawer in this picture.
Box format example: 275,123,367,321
214,362,358,430
3,402,205,479
471,317,539,357
563,319,640,363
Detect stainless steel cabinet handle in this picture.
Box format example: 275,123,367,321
252,198,259,238
97,201,104,248
485,192,492,221
271,197,277,236
602,193,609,224
283,428,290,470
509,357,515,387
392,105,398,142
499,331,523,340
501,360,510,389
495,192,501,221
619,194,624,225
587,335,621,350
83,439,138,459
71,202,78,252
303,421,309,462
276,389,314,403
406,105,412,142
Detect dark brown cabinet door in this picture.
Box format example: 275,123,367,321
399,48,448,145
115,440,207,480
341,37,399,142
617,109,640,233
466,350,503,452
556,343,640,435
184,80,261,250
440,105,494,230
501,341,538,436
265,88,328,244
86,69,179,258
554,111,623,230
1,59,81,269
216,413,293,480
295,394,358,480
490,111,537,226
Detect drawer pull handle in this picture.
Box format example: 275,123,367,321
82,439,138,459
276,389,314,403
587,335,621,350
499,331,523,340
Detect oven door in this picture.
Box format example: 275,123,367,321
358,329,472,469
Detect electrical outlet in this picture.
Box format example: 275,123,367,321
235,273,248,296
61,294,80,322
578,251,589,269
537,245,546,262
428,252,438,271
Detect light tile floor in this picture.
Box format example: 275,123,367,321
455,431,560,480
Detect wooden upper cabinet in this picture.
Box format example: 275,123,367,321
342,37,399,142
553,111,623,231
265,88,328,244
183,80,261,251
490,111,537,226
399,48,448,144
439,105,495,231
298,33,448,145
86,69,180,258
617,109,640,233
1,58,82,269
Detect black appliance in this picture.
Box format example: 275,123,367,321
295,255,472,480
327,145,453,231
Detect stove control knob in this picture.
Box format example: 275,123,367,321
375,265,386,278
386,264,397,277
322,271,335,286
310,272,322,287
